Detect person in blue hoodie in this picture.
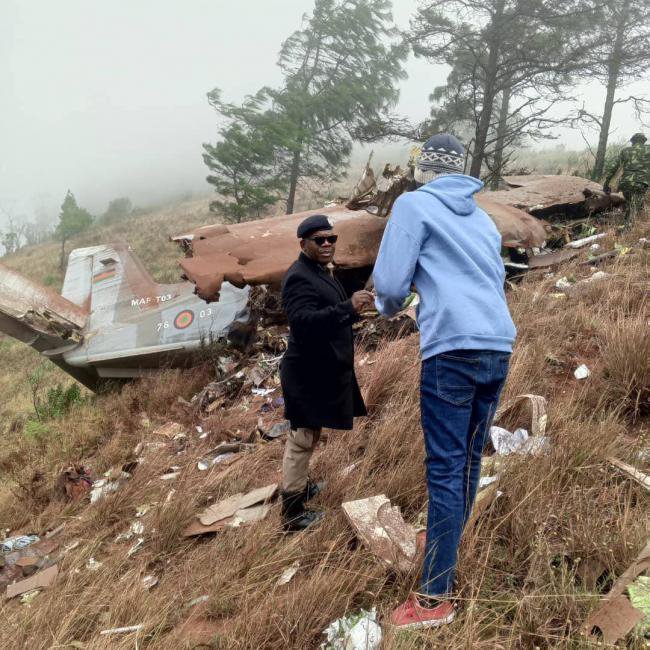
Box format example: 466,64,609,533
374,134,515,630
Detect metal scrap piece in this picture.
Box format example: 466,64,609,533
198,484,277,526
583,540,650,643
174,199,547,302
342,494,417,572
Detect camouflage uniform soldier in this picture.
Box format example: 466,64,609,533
603,132,650,222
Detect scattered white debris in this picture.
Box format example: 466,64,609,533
490,426,550,456
86,557,103,571
555,276,573,290
564,233,607,249
142,575,158,590
1,534,39,553
197,452,236,471
583,271,608,283
19,589,40,605
114,521,145,543
186,595,210,609
321,608,382,650
590,243,601,252
90,478,121,504
479,475,499,489
574,364,591,380
99,625,144,636
276,561,300,586
135,504,151,518
127,538,144,557
252,387,276,397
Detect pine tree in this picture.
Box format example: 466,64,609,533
55,190,93,270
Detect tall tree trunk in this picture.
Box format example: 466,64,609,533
286,147,301,214
490,85,512,190
469,0,504,178
592,9,626,180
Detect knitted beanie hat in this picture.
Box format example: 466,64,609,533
414,133,465,184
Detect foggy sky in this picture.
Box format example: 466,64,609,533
2,0,647,223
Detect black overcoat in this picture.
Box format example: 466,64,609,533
280,253,367,430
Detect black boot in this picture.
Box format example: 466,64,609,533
304,479,326,503
281,490,324,533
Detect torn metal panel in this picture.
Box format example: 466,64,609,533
198,483,277,526
527,249,579,269
342,494,417,572
608,458,650,492
0,262,87,350
6,564,58,599
474,196,548,248
583,540,650,644
490,175,625,219
176,200,547,302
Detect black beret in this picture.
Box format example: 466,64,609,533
297,214,333,239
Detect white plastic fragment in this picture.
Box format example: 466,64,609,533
276,561,300,586
574,364,590,380
321,608,382,650
114,521,145,543
127,538,144,557
142,575,158,590
479,476,499,489
90,479,121,504
564,233,607,249
99,625,144,636
555,276,573,290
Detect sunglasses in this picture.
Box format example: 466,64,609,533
306,234,338,246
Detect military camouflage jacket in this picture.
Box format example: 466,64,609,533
605,142,650,190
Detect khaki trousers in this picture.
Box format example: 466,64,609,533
282,427,322,492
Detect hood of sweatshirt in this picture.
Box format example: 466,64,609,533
416,174,484,216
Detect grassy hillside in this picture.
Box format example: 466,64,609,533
0,206,647,647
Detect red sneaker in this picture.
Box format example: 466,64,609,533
389,594,455,630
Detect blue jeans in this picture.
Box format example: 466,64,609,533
419,349,510,597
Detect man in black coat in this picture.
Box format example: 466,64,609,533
280,214,373,532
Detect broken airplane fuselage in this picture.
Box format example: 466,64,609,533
0,244,249,390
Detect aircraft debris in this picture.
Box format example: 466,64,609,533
564,233,608,249
489,426,549,456
142,575,159,590
99,624,144,636
197,442,252,471
184,483,278,537
494,394,548,437
90,477,122,504
276,561,300,586
583,540,650,644
1,535,39,554
6,564,58,599
607,458,650,492
321,607,382,650
342,494,417,572
58,465,93,501
114,521,145,543
574,364,591,380
490,175,625,219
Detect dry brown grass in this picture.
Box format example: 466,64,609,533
0,216,647,648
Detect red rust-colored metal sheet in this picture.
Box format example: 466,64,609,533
490,175,625,217
177,202,546,302
178,207,385,301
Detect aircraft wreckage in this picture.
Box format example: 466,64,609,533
0,173,624,389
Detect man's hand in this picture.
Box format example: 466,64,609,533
351,290,375,313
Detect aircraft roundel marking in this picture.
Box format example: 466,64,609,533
174,309,194,330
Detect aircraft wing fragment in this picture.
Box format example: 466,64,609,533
0,262,87,350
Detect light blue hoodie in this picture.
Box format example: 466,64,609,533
373,174,516,359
